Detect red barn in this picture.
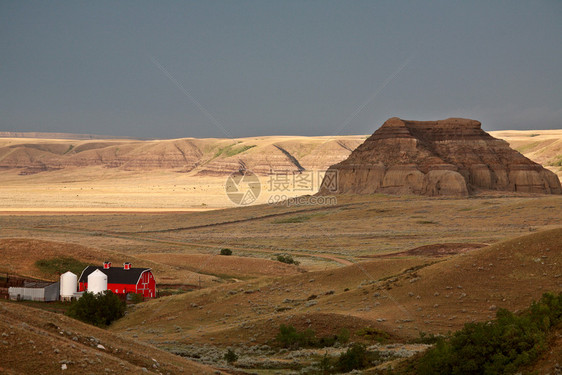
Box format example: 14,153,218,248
78,262,156,298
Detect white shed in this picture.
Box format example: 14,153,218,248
9,281,60,302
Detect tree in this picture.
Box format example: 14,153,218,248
67,291,125,327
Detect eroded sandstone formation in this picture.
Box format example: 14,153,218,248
319,117,562,196
0,136,364,176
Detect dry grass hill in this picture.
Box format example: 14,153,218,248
111,228,562,344
0,134,364,175
0,301,226,374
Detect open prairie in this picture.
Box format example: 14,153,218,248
1,131,561,373
2,193,560,372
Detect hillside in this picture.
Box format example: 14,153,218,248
0,301,225,374
0,135,364,175
0,238,302,287
112,228,562,345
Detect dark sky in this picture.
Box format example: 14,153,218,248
1,1,561,138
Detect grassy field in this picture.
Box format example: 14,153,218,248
1,194,560,267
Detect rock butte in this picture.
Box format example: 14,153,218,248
319,117,562,196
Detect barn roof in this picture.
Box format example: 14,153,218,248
78,266,151,285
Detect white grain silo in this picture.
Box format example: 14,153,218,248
60,271,78,301
87,269,107,294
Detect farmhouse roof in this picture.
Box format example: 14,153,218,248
79,266,150,285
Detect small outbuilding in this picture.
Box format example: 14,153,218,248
9,281,60,302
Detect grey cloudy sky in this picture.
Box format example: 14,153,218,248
1,1,561,138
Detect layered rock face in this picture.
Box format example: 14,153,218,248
319,117,562,196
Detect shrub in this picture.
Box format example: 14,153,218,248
336,343,369,372
356,327,390,343
67,291,125,327
316,344,385,374
414,331,441,344
275,254,300,265
224,348,238,364
337,328,350,344
318,352,333,374
275,324,351,349
220,248,233,256
276,324,316,349
414,292,562,375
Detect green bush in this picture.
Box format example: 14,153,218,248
356,326,390,343
67,291,126,327
413,331,441,344
315,344,386,374
276,324,316,349
224,348,238,364
336,343,370,372
414,292,562,375
318,352,333,374
220,248,233,256
275,324,351,349
337,328,350,344
275,254,300,265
